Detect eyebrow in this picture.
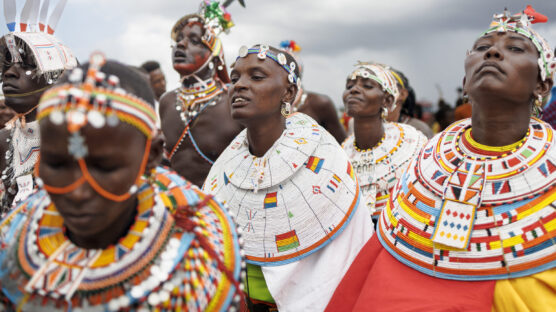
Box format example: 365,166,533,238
507,35,527,42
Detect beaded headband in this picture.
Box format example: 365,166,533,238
480,5,555,81
37,52,157,144
236,45,301,87
348,62,400,102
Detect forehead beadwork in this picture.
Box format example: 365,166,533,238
236,45,301,87
37,52,157,160
480,6,555,81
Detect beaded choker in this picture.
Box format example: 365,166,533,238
175,78,224,126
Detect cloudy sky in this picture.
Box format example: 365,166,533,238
7,0,556,109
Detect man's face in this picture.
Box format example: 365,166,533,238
1,46,49,113
172,22,212,76
149,68,166,100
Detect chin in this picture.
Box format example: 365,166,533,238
4,98,39,114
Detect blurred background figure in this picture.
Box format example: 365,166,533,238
454,86,472,121
140,60,167,101
0,93,15,129
281,40,347,143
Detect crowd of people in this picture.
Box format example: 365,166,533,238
0,0,554,311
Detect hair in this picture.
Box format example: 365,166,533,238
58,60,156,108
390,68,415,118
140,60,161,74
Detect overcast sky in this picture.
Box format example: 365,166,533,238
7,0,556,109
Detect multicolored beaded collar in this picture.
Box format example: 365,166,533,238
480,6,555,81
36,52,157,202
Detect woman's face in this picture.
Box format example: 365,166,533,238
464,31,541,104
172,22,211,76
343,76,392,118
1,48,49,113
229,53,295,123
39,120,149,238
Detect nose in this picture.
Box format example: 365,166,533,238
2,63,21,80
177,37,188,50
65,169,94,203
484,45,503,60
232,74,248,92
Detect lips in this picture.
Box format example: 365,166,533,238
2,82,19,94
231,94,250,107
173,49,187,63
476,62,505,76
345,96,363,105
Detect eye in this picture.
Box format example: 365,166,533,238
251,75,264,81
91,163,119,173
508,46,524,52
363,83,374,89
230,73,239,84
474,44,490,51
189,36,201,45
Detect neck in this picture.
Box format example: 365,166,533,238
470,94,531,146
67,198,138,249
353,115,385,150
246,114,285,157
180,60,216,87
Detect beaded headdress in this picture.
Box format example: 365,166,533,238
481,5,555,81
236,44,301,87
36,52,157,202
1,0,76,84
348,62,400,102
171,0,244,83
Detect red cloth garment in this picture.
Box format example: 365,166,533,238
326,235,496,312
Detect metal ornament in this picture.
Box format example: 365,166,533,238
281,101,292,117
238,46,248,57
68,132,89,159
381,106,389,120
257,44,269,60
277,53,287,65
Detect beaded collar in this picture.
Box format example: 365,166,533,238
342,122,427,220
378,118,556,280
204,113,360,265
175,78,225,126
0,168,244,311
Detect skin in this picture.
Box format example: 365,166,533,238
0,99,15,129
229,52,297,157
160,22,243,187
39,121,163,249
343,75,394,150
296,91,347,144
149,68,167,101
464,32,552,146
0,48,50,175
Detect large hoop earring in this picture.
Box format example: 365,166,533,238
281,101,292,118
381,106,389,120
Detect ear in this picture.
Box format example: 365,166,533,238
383,94,395,110
462,76,467,94
535,78,553,100
282,84,298,104
146,130,165,172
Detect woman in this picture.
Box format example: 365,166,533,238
327,6,556,311
342,62,427,225
386,68,434,138
0,53,243,311
203,45,372,311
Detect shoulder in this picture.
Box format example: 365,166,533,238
305,92,336,112
158,89,177,110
